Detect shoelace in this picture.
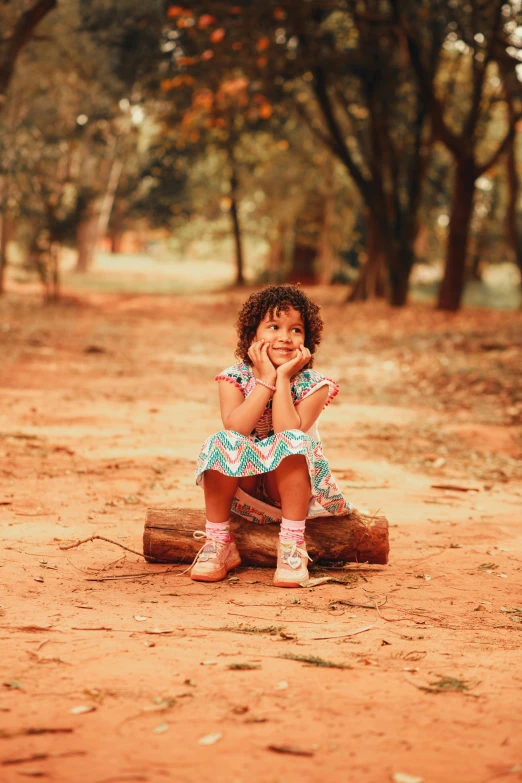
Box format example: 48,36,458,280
178,530,221,576
284,542,313,565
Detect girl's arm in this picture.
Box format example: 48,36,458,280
218,381,273,436
272,379,328,433
219,340,277,436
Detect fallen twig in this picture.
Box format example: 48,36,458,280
431,484,480,492
228,611,323,624
59,535,153,559
2,750,85,766
268,744,314,757
312,623,374,640
333,598,387,610
85,570,176,581
0,727,73,739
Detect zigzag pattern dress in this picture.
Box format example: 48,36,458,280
195,362,351,525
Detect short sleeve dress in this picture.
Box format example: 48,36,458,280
195,362,351,525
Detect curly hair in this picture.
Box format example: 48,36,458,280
235,285,323,369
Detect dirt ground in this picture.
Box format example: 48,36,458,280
1,286,521,783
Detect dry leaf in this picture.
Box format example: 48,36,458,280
392,774,423,783
68,705,96,715
198,732,222,746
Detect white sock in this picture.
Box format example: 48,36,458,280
205,519,232,543
279,517,306,544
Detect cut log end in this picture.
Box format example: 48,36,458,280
143,508,389,567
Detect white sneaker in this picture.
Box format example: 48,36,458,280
273,539,311,588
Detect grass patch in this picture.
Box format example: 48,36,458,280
216,624,284,635
422,676,479,693
281,653,351,670
227,663,261,671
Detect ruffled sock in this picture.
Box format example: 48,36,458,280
279,517,306,544
205,519,233,543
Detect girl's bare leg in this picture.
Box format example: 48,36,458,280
203,469,239,522
267,455,310,520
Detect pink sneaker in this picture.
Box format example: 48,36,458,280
273,540,311,588
189,532,241,582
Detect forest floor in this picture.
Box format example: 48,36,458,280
1,284,521,783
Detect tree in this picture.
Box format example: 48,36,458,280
394,0,522,310
0,0,57,109
162,2,432,304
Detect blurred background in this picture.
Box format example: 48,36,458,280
0,0,522,310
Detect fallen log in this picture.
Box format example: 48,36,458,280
143,508,389,567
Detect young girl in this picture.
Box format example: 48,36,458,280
192,285,351,587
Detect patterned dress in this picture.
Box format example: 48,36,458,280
195,362,351,525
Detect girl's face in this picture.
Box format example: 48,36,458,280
254,306,306,367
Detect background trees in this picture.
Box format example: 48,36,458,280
0,0,521,309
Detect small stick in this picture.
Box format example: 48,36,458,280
86,570,176,582
228,611,323,625
59,535,152,559
312,623,375,640
431,484,480,492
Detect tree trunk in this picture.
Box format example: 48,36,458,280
229,193,245,286
75,216,99,272
288,193,326,285
227,149,245,287
143,507,389,567
347,211,387,302
0,212,10,295
506,132,522,280
437,160,476,311
0,0,57,108
109,201,125,254
388,244,415,307
48,242,60,302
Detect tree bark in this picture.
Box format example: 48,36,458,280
0,212,9,295
228,150,245,286
347,211,387,302
75,215,98,272
143,507,389,567
437,160,476,311
506,131,522,280
0,0,57,107
388,244,416,307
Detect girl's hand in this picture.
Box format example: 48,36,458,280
248,340,276,385
276,344,311,380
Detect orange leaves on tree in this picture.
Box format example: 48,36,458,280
220,76,249,95
198,14,217,28
256,56,268,68
229,6,242,14
193,89,214,110
210,28,225,43
257,36,270,51
259,102,272,119
176,56,196,66
278,139,289,150
167,6,184,17
232,41,243,51
160,75,195,91
201,49,214,61
273,8,286,20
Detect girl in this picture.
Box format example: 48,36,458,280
192,285,351,588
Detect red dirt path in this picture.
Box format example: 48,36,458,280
1,289,521,783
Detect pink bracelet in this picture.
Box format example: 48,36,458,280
255,377,276,392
